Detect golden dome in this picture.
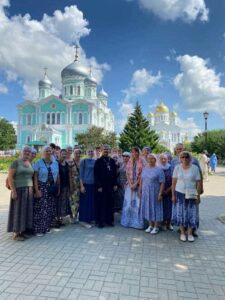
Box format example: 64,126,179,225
147,112,154,118
170,111,177,117
155,101,169,113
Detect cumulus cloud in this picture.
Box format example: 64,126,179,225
123,68,161,101
174,54,225,117
177,117,201,140
0,83,8,94
139,0,209,22
117,68,161,131
0,1,109,99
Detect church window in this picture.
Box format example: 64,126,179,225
64,86,67,96
47,113,50,124
57,113,60,124
51,104,56,109
70,85,73,95
87,88,91,97
27,136,31,143
77,86,81,96
52,113,55,125
78,113,83,124
27,114,31,125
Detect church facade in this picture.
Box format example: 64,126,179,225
16,55,114,149
147,102,188,152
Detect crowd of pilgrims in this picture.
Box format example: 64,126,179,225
7,142,203,243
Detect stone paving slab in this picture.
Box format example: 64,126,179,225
0,168,225,299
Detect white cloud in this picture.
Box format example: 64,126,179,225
177,117,201,140
0,1,109,99
139,0,209,22
117,68,161,131
123,68,161,101
0,83,8,94
174,54,225,117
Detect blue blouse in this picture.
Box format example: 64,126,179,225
34,159,59,183
79,158,95,184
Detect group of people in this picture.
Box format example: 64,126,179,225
199,150,218,181
7,142,203,243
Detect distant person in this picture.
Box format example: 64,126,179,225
210,153,218,173
7,146,34,241
199,150,209,181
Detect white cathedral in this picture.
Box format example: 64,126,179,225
147,101,188,152
16,50,114,149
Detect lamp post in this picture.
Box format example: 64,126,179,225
203,111,209,150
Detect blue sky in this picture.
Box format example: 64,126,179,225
0,0,225,134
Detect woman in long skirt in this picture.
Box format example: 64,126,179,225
79,147,96,228
172,151,201,242
140,154,165,235
7,146,34,241
159,153,173,231
57,149,71,225
33,146,59,236
121,147,144,229
69,149,81,223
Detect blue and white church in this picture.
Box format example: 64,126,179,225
16,51,115,149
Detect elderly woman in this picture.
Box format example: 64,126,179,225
33,146,59,236
140,154,165,235
172,151,201,242
79,147,96,228
159,153,173,231
57,149,71,225
121,147,144,229
69,148,81,223
7,146,34,241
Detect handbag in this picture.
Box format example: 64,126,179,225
180,166,198,200
43,159,59,196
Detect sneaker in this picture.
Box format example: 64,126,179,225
150,227,159,235
167,224,174,231
180,234,186,242
188,235,195,242
145,226,153,233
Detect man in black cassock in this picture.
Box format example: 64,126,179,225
94,145,118,228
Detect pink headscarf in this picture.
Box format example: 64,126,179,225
126,150,143,183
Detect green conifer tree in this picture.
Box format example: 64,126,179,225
119,102,159,151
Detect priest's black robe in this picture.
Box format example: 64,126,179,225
94,156,117,226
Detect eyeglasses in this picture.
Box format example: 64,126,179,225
122,155,129,157
181,156,189,159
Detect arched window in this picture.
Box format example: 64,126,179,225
77,86,81,96
52,113,55,125
47,113,50,124
64,86,67,96
70,85,73,95
57,113,60,124
27,114,31,125
27,136,31,143
78,113,83,125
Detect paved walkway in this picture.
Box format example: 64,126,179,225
0,168,225,300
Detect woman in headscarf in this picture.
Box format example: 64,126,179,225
7,146,34,241
210,153,218,173
121,147,144,229
33,146,59,236
140,153,165,235
79,146,96,228
158,153,173,231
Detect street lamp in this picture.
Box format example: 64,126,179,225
203,111,209,150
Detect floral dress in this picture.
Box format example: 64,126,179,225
69,160,80,219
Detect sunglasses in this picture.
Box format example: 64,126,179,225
181,155,190,159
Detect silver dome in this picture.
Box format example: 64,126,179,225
85,74,98,85
39,75,52,88
61,61,89,78
98,88,108,98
